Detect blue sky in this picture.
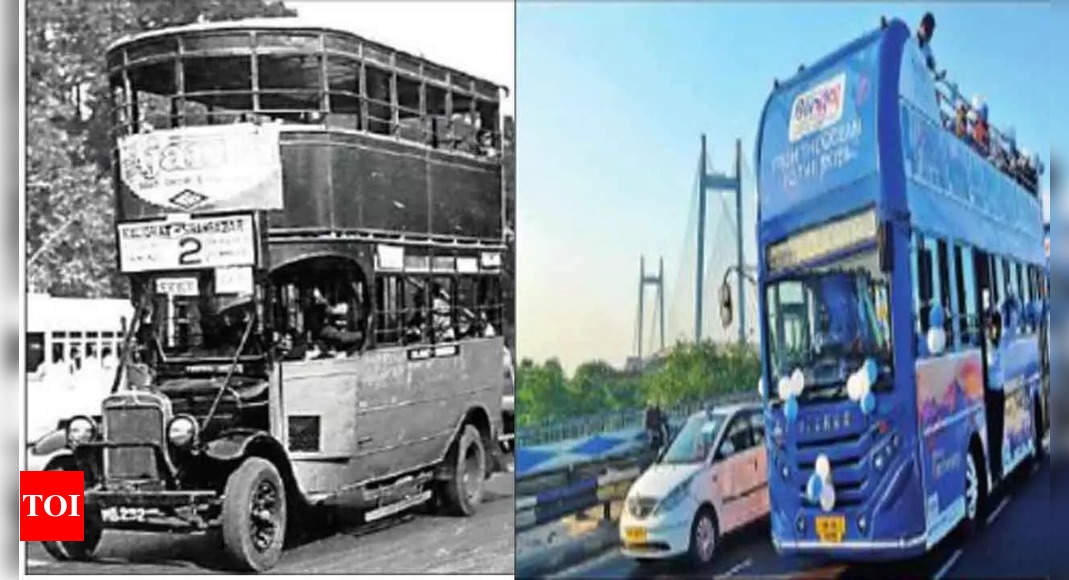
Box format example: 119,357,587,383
517,2,1051,372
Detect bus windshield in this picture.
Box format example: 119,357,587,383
138,274,261,360
765,262,891,399
660,413,727,464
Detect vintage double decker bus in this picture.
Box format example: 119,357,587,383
751,18,1047,559
35,19,510,571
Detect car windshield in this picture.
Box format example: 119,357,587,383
660,413,727,464
138,273,261,360
765,254,891,400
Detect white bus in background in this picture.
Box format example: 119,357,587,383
26,294,132,442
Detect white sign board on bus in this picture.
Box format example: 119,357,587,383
117,215,257,273
118,123,283,213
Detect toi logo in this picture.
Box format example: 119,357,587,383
20,471,85,541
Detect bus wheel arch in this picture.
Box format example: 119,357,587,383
205,432,308,536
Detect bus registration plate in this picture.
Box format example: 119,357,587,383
815,515,845,543
624,527,647,544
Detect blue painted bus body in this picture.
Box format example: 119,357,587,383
756,19,1044,560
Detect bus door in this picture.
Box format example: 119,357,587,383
974,250,1004,477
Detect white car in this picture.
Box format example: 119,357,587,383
620,403,769,566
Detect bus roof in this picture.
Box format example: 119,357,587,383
756,18,1043,267
106,18,508,92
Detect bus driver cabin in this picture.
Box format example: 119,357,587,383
37,19,510,572
754,18,1046,560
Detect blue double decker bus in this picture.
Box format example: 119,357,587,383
754,18,1047,558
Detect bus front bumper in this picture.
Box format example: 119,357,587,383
86,489,221,532
772,532,928,560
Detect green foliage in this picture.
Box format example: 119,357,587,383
516,340,760,426
26,0,295,297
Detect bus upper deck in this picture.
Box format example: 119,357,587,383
757,18,1044,274
106,19,508,241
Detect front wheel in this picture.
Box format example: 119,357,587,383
439,425,486,516
961,448,984,538
687,507,718,567
220,457,287,572
41,466,102,561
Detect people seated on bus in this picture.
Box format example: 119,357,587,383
970,96,990,157
953,100,969,140
432,284,456,342
303,287,365,357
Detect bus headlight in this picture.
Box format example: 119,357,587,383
65,416,96,447
167,415,198,447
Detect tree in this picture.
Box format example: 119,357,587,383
26,0,296,297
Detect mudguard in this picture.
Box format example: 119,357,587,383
203,429,309,507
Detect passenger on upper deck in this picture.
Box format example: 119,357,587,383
970,96,990,157
917,12,945,79
953,100,969,140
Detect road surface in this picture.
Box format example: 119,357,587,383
27,469,514,575
558,454,1063,578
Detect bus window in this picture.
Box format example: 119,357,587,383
396,74,422,143
365,65,392,135
27,332,44,374
914,233,935,336
127,60,177,132
936,239,952,336
326,55,361,130
426,84,448,148
257,53,322,118
955,244,979,346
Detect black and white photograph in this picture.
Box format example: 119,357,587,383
23,0,515,574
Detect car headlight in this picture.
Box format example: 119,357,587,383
65,416,96,447
654,478,692,515
167,415,198,447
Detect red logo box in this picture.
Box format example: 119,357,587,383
20,471,84,541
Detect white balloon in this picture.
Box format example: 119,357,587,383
815,454,831,480
791,368,806,396
927,327,946,355
778,376,792,401
846,371,863,401
819,482,836,512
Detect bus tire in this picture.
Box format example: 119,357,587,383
961,445,985,537
41,466,102,562
440,425,486,516
220,457,287,572
1033,398,1045,463
687,506,718,567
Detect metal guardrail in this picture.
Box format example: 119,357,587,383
515,448,656,532
515,392,760,531
516,391,756,447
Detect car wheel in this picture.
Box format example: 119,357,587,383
220,457,287,572
688,507,718,567
41,466,102,561
440,425,486,516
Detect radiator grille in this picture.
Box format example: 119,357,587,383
104,405,165,481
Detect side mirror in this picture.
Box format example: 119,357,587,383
720,280,733,328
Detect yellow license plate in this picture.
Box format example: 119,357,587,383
815,515,845,543
624,526,647,543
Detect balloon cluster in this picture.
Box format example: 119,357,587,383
926,304,947,355
846,357,878,415
807,453,836,511
778,369,805,423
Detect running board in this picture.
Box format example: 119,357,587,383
365,490,432,523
